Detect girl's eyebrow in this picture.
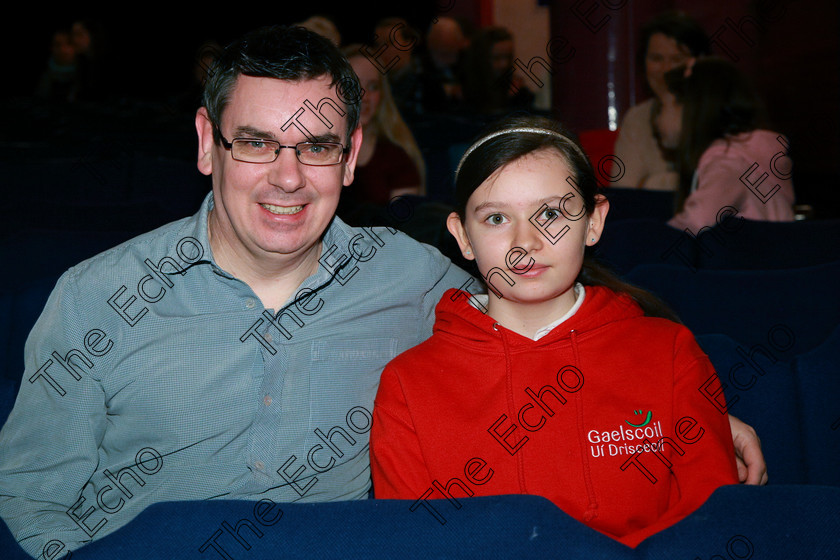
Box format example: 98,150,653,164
472,195,567,214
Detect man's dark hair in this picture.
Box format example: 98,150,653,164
203,25,361,145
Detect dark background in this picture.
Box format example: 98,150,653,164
2,6,442,101
2,0,838,218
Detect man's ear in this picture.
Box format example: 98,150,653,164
195,107,215,177
342,125,364,187
585,194,610,246
446,212,474,260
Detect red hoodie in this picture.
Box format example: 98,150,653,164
370,286,739,548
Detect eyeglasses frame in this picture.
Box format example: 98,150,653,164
214,128,350,166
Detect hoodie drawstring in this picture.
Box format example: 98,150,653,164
496,323,530,493
570,329,599,521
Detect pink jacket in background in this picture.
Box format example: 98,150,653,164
668,130,795,232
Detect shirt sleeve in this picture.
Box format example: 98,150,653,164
667,145,747,233
369,364,434,499
0,271,108,558
416,243,475,340
620,327,739,547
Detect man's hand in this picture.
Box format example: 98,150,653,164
729,415,769,485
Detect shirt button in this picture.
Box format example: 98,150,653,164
265,332,273,344
264,395,272,406
255,460,265,471
245,298,256,309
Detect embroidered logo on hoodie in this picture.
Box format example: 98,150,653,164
588,411,665,458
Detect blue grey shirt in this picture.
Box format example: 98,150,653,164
0,192,475,558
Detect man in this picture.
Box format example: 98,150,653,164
0,25,765,559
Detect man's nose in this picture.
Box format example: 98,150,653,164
267,147,305,192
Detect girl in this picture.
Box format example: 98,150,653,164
370,115,740,548
665,57,795,231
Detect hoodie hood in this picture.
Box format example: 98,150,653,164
433,285,645,351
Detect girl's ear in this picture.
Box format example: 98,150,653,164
446,212,475,260
585,194,610,246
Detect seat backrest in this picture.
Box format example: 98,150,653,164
696,333,807,484
596,218,694,275
694,218,840,270
624,261,840,357
48,495,636,559
793,323,840,486
599,186,676,223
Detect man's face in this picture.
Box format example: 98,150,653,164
196,75,362,264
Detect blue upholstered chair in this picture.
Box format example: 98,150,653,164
3,487,838,559
624,261,840,357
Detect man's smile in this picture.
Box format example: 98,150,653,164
260,203,305,215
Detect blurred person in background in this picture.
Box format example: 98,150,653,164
338,44,426,224
35,27,79,103
297,14,342,46
664,57,794,231
423,16,471,108
71,18,106,100
462,26,535,115
612,11,710,191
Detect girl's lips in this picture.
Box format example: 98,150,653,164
514,264,548,278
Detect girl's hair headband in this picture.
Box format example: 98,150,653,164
454,127,587,179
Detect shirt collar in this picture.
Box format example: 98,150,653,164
182,191,229,277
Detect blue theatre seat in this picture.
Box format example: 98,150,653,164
696,333,807,484
596,217,840,275
624,261,840,358
595,219,688,274
694,218,840,270
634,484,840,558
599,187,675,224
793,323,840,486
2,487,837,559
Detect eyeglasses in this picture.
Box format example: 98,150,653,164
216,129,349,166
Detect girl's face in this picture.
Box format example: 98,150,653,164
349,56,382,128
447,150,608,317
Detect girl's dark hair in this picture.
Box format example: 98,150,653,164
665,57,768,208
454,115,681,323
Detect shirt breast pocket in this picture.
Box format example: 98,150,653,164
307,337,399,429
